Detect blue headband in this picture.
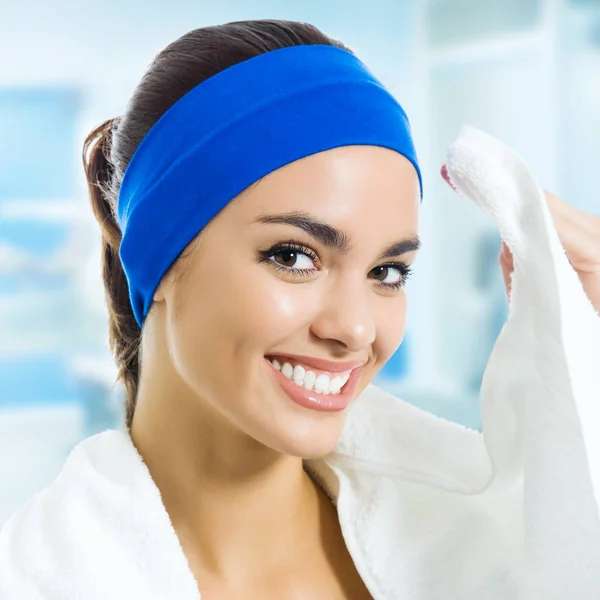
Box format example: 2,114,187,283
118,44,422,327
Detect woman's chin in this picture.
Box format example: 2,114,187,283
263,416,348,460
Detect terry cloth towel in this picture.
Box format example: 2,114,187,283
1,126,599,600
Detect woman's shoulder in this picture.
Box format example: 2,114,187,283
0,429,132,528
0,428,200,600
0,429,130,548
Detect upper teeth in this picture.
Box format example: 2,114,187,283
269,359,352,395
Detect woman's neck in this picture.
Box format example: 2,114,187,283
129,376,325,583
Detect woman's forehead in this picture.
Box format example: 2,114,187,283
239,146,420,214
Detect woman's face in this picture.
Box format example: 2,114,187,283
153,145,420,458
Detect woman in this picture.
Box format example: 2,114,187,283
1,19,599,600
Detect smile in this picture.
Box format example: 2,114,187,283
264,354,366,412
267,357,352,395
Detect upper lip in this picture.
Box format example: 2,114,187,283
265,353,367,373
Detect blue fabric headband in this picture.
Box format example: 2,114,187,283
117,44,423,327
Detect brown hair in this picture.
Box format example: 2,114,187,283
81,20,352,430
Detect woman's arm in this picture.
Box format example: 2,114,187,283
499,191,600,314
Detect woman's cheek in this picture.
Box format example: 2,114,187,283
240,278,322,340
374,294,408,365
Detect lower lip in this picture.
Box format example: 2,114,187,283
265,358,362,412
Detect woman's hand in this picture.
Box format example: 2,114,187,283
498,191,600,314
440,164,600,314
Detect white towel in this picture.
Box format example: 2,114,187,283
450,126,600,594
312,126,600,599
1,126,599,599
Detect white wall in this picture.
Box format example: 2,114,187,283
0,0,418,116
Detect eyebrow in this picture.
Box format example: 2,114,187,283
253,211,421,260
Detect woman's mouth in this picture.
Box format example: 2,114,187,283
264,355,365,412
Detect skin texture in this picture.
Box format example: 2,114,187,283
130,145,420,598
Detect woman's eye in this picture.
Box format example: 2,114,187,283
270,250,316,270
370,265,403,285
261,244,411,289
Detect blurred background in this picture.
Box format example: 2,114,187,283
1,0,599,525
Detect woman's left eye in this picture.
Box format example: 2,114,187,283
370,264,413,289
371,265,401,284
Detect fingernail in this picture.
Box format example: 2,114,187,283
440,164,457,191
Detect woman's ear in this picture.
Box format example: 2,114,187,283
153,281,166,303
153,274,173,303
153,236,198,303
153,253,189,303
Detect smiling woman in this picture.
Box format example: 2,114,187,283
1,17,599,600
68,20,422,599
143,145,419,465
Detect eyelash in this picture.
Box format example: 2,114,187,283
258,240,414,291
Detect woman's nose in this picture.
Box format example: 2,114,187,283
309,279,376,352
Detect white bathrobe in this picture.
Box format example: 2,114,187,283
1,127,599,599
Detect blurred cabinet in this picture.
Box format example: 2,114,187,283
0,87,104,407
0,89,80,199
561,1,600,216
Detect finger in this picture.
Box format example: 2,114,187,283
501,240,514,264
544,191,598,233
543,191,600,272
499,243,513,302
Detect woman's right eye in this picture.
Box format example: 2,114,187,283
269,249,316,271
258,242,320,277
